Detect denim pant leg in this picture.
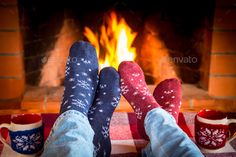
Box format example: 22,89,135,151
41,110,94,157
142,108,203,157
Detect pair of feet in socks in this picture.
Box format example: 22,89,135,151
60,41,121,157
118,62,182,139
60,41,182,156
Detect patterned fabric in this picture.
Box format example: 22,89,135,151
9,126,44,154
153,78,182,122
196,127,227,148
88,67,121,157
0,112,236,156
60,41,99,115
41,110,94,157
195,117,229,149
118,61,160,139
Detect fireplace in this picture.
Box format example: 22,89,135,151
19,0,215,85
0,0,236,112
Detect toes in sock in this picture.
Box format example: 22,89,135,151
88,67,121,157
60,41,99,115
153,78,182,122
118,61,160,140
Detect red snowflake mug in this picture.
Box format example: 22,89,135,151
0,114,44,156
195,109,236,152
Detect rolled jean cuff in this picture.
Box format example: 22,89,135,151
144,107,176,131
42,110,94,157
143,107,203,157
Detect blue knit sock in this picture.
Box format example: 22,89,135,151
60,41,99,115
88,67,121,157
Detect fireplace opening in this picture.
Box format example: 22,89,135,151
18,0,215,86
4,0,236,113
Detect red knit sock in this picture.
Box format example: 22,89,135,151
118,61,160,140
153,78,182,123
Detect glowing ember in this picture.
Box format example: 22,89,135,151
84,12,137,69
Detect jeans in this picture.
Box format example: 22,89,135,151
142,108,203,157
41,110,94,157
41,108,203,157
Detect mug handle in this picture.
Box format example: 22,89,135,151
0,123,12,149
227,119,236,142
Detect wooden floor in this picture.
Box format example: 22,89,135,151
0,84,236,115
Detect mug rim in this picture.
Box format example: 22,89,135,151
10,113,42,131
197,109,227,125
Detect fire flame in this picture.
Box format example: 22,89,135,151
84,12,137,69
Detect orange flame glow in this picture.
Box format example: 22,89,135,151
84,12,137,69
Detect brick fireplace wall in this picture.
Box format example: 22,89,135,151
0,0,25,101
0,0,235,105
208,0,236,98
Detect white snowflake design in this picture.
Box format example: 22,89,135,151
121,85,129,94
169,104,175,107
81,72,88,76
72,80,90,90
197,127,226,147
140,88,151,96
133,91,138,96
120,79,125,85
84,99,89,105
101,118,111,138
164,90,174,94
69,78,75,82
95,98,103,105
134,108,142,119
101,126,109,138
88,106,97,115
81,58,91,64
132,73,140,77
93,143,101,157
87,77,92,82
103,150,107,156
79,93,86,97
65,66,70,77
71,99,86,109
13,133,42,152
99,84,107,89
111,97,120,107
62,100,68,106
106,117,111,124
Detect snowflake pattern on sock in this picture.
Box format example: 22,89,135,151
60,41,99,115
101,118,111,138
120,77,156,121
153,78,182,122
88,67,121,157
118,61,160,140
72,80,90,89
